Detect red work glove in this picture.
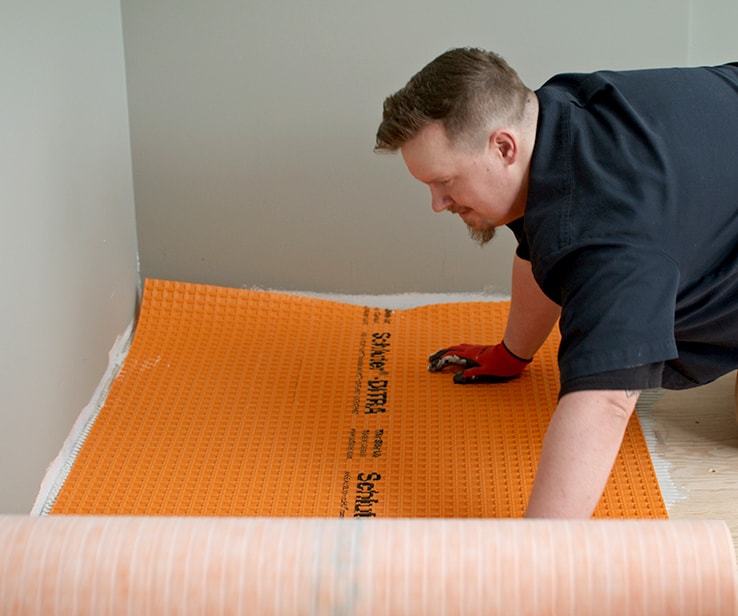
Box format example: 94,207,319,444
427,342,532,384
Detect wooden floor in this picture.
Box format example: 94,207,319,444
637,371,738,557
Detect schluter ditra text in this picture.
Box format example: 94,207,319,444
365,332,390,414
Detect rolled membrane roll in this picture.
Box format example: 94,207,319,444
1,516,736,615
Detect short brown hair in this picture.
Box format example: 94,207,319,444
375,48,531,152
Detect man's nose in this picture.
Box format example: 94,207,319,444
430,188,452,213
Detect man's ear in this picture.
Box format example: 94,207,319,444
489,129,518,165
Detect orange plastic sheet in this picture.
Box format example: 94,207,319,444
2,516,736,615
49,279,667,518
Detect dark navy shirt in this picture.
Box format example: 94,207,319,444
508,63,738,394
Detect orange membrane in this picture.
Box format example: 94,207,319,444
51,279,667,518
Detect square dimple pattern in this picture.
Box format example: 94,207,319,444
51,279,667,519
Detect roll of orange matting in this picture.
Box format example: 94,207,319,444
1,516,736,615
48,279,667,518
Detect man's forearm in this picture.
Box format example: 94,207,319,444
503,254,560,359
524,389,639,518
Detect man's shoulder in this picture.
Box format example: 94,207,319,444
537,63,738,105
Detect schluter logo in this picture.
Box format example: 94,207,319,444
353,472,381,517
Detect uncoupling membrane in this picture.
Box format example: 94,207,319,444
46,278,666,518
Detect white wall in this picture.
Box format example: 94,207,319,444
122,0,691,294
688,0,738,66
0,1,139,512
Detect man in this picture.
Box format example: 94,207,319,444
375,48,738,518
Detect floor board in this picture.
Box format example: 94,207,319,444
640,371,738,557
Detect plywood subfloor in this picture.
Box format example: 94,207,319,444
638,372,738,556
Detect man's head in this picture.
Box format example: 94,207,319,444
376,48,536,245
375,48,531,153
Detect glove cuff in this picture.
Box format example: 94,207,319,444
501,340,533,364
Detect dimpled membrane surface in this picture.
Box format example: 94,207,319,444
51,279,667,518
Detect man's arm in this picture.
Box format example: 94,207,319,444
524,389,639,518
503,254,560,359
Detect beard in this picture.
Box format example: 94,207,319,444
467,223,496,246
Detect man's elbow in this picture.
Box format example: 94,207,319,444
559,388,639,422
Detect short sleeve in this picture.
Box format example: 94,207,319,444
538,244,680,389
558,363,664,397
505,218,531,261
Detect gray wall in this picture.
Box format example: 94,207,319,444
0,1,139,512
123,0,699,295
688,0,738,66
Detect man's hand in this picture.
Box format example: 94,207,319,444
427,342,532,384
